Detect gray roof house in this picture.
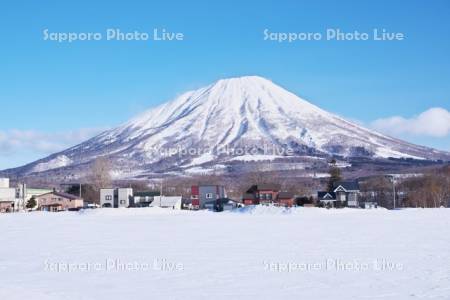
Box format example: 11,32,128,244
333,181,360,207
317,181,360,208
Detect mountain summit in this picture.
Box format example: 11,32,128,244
4,76,449,180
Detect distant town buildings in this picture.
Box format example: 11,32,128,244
0,174,391,213
0,178,53,212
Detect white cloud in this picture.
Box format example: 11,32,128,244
371,107,450,138
0,128,106,156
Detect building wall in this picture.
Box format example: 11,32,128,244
36,193,84,210
100,189,115,207
151,196,182,209
118,188,133,208
198,185,225,208
243,198,255,205
347,192,359,207
0,178,9,188
0,188,15,201
258,189,278,204
0,187,16,212
0,201,14,211
190,186,200,207
278,198,294,207
100,188,133,208
336,192,346,202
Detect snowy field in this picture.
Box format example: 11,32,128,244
1,207,450,300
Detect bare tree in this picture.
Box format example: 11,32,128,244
425,175,447,208
399,165,450,208
89,156,112,191
360,176,393,208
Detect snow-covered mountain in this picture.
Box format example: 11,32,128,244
4,76,449,180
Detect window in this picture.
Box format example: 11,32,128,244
120,200,126,204
260,193,272,200
206,193,213,199
105,195,112,201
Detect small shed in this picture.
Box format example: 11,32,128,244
150,196,182,209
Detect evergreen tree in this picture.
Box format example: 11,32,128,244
327,159,342,192
26,197,37,209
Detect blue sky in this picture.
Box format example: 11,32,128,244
1,0,449,169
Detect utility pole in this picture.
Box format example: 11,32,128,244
160,179,163,207
390,175,396,209
129,168,132,188
21,183,26,211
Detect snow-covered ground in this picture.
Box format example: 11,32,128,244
1,207,450,299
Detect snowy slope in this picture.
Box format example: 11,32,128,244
4,76,449,178
1,208,450,300
95,76,433,159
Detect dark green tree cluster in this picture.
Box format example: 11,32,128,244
327,158,342,192
26,197,37,209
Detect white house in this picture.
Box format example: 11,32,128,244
100,188,133,208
